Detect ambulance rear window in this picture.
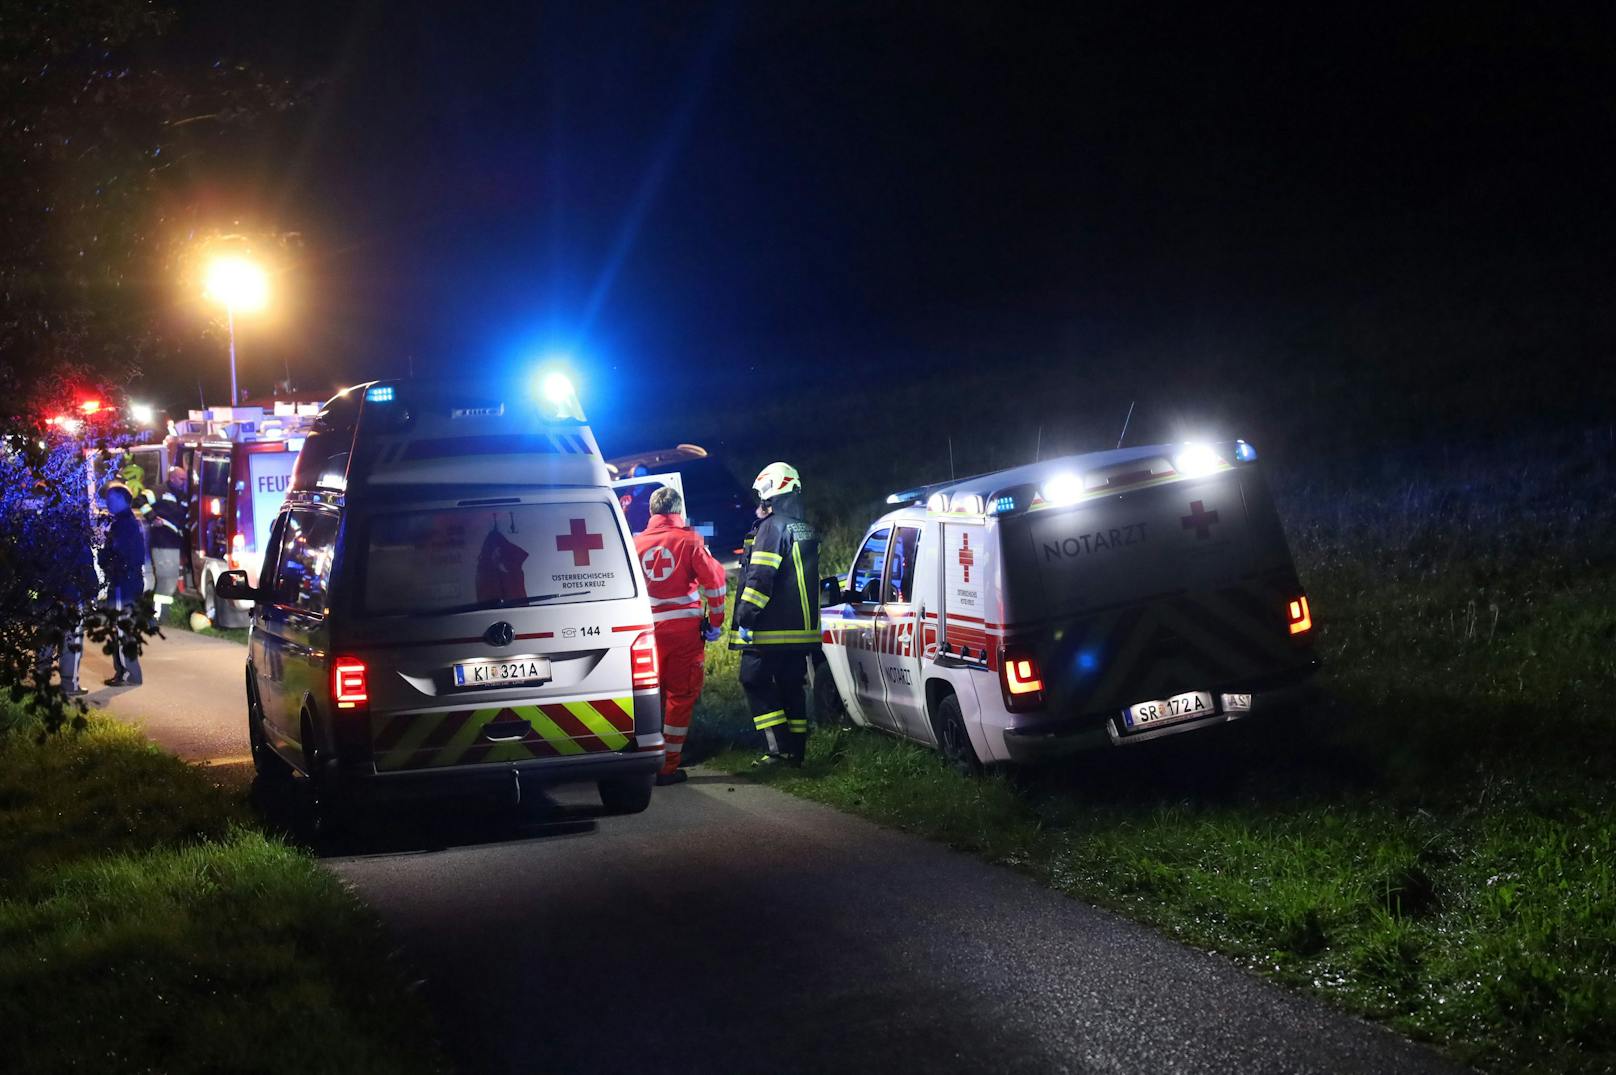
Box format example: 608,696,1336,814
360,500,636,616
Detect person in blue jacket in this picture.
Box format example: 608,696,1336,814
98,482,147,687
28,482,97,697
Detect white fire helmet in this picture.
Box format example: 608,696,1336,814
752,461,801,501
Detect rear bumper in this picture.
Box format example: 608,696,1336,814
332,748,663,800
331,688,666,800
1001,664,1321,764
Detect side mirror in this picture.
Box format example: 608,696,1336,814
214,569,260,603
819,576,844,608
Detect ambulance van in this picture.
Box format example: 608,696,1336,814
216,378,665,814
816,441,1319,769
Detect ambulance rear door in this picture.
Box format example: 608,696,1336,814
611,472,685,536
939,521,993,669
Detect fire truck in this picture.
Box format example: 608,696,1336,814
816,440,1320,768
165,401,323,626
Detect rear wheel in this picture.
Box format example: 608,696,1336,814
246,673,292,781
934,693,982,776
303,714,353,833
598,773,655,814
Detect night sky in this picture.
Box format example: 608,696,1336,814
148,3,1614,436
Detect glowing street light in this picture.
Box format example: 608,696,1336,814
128,402,155,427
203,256,269,406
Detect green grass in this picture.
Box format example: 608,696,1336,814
0,709,447,1073
688,429,1616,1074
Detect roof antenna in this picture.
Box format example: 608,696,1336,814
1116,400,1136,450
948,436,955,480
1035,425,1042,462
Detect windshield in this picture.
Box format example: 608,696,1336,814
362,500,635,616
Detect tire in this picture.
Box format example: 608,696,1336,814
934,692,982,776
813,662,852,727
202,574,219,625
246,672,292,782
302,714,353,833
598,773,655,815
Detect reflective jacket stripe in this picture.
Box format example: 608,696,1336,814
751,550,783,568
653,607,706,623
740,587,769,608
651,590,700,608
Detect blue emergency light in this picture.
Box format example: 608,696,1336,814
365,385,395,403
1235,439,1258,463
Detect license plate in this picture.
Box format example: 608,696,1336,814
453,657,551,688
1222,693,1252,712
1124,690,1215,728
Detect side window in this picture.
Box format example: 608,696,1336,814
258,514,288,592
848,528,891,604
201,455,230,558
885,526,921,605
271,510,340,615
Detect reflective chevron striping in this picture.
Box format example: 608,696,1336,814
372,696,636,770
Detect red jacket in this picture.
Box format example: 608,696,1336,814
634,513,728,630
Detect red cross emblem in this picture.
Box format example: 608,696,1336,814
1180,500,1220,539
957,533,975,582
556,518,605,565
641,544,675,582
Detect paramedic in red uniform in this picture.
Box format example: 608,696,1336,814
634,486,727,785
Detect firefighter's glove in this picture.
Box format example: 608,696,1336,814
737,626,754,644
701,622,722,644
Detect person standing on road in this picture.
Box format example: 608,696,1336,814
634,486,728,786
148,466,189,599
732,462,820,767
98,482,147,687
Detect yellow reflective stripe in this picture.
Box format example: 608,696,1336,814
378,711,446,770
787,719,808,733
430,707,504,767
527,707,588,755
753,709,787,729
483,740,534,764
741,587,770,608
792,543,809,629
751,550,783,568
565,700,631,750
750,629,822,642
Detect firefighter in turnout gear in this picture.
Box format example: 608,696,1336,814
634,485,728,785
733,462,819,766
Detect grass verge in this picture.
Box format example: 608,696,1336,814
0,707,446,1073
160,590,249,645
691,432,1616,1075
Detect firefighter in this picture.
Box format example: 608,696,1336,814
149,467,189,598
634,485,727,786
732,462,819,766
98,481,148,687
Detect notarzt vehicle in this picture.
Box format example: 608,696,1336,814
816,441,1318,768
218,378,665,814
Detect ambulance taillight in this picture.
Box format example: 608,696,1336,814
1287,595,1313,635
630,632,659,690
1000,644,1046,712
228,532,245,569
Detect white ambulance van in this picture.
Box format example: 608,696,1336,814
217,378,665,814
816,441,1319,769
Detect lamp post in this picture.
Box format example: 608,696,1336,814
203,257,268,405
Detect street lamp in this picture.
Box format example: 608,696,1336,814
203,257,268,406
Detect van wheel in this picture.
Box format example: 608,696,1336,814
598,774,654,815
246,674,292,782
202,574,219,625
303,715,351,833
934,693,982,776
813,664,852,728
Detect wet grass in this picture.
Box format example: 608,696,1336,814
692,429,1616,1074
0,708,447,1073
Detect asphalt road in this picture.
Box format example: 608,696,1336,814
88,630,1464,1075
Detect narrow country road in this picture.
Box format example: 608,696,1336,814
86,631,1464,1075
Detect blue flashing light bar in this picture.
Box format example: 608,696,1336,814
365,385,395,403
990,495,1017,515
1234,439,1258,463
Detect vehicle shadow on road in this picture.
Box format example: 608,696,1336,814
248,777,608,858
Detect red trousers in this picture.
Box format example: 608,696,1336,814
655,621,706,775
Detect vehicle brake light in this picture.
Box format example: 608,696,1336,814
630,632,659,690
1287,595,1313,635
229,532,245,569
999,644,1045,711
333,657,369,709
208,496,222,515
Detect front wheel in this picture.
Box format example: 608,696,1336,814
598,773,655,815
934,693,982,776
